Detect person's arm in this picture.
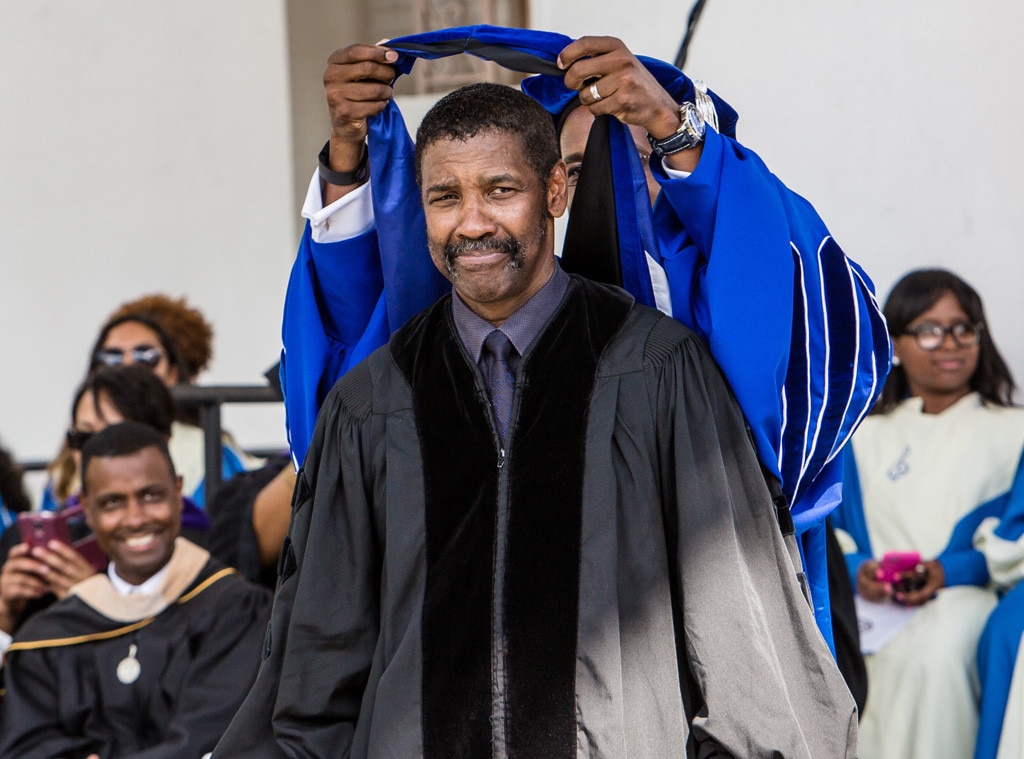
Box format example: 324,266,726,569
974,449,1024,588
653,324,856,757
829,449,877,586
252,465,296,569
320,44,398,205
0,544,50,635
652,127,890,531
281,44,406,467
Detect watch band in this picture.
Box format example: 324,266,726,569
318,141,369,186
647,101,706,158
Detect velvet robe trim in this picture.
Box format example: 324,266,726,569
389,276,633,757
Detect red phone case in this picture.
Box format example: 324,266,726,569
17,512,72,550
17,508,108,571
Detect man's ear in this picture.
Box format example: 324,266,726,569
547,160,569,220
174,475,184,502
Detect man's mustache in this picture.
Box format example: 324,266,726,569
444,236,524,264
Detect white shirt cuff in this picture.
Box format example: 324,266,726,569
301,169,376,244
663,164,692,180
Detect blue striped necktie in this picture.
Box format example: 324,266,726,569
483,329,517,445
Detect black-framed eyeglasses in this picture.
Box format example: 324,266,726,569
903,321,984,351
93,345,165,369
66,429,94,451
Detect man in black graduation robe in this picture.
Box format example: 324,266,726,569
0,423,271,759
215,80,856,757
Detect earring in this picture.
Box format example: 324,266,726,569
892,355,901,367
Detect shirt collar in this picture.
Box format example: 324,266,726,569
451,262,569,362
107,560,170,597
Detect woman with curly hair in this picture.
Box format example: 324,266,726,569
45,294,259,511
832,269,1024,758
89,293,213,387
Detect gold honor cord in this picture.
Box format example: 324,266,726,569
6,568,237,653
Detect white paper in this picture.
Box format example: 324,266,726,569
854,596,920,654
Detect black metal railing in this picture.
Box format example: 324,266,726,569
172,384,285,505
21,383,285,508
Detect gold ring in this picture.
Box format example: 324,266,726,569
589,81,602,102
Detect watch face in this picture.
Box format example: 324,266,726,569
681,101,705,137
647,101,706,157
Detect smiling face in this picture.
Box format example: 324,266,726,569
894,290,980,413
82,446,183,586
420,129,568,325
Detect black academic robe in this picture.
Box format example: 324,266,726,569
216,276,857,758
0,540,271,759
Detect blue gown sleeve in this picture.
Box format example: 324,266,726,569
280,98,450,469
280,223,390,468
651,127,891,530
936,467,1022,587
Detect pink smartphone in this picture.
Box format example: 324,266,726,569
878,551,921,584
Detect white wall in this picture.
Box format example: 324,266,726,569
0,1,295,498
4,1,1023,502
536,0,1024,385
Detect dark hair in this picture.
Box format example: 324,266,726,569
81,422,176,495
72,365,176,437
415,82,561,187
0,439,30,514
877,268,1015,412
87,313,186,383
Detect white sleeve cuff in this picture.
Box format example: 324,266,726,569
662,164,693,180
300,169,376,244
974,516,1024,589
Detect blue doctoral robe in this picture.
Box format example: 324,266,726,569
278,25,891,640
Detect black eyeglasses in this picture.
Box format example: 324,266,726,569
93,345,165,369
66,429,94,451
903,321,984,351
